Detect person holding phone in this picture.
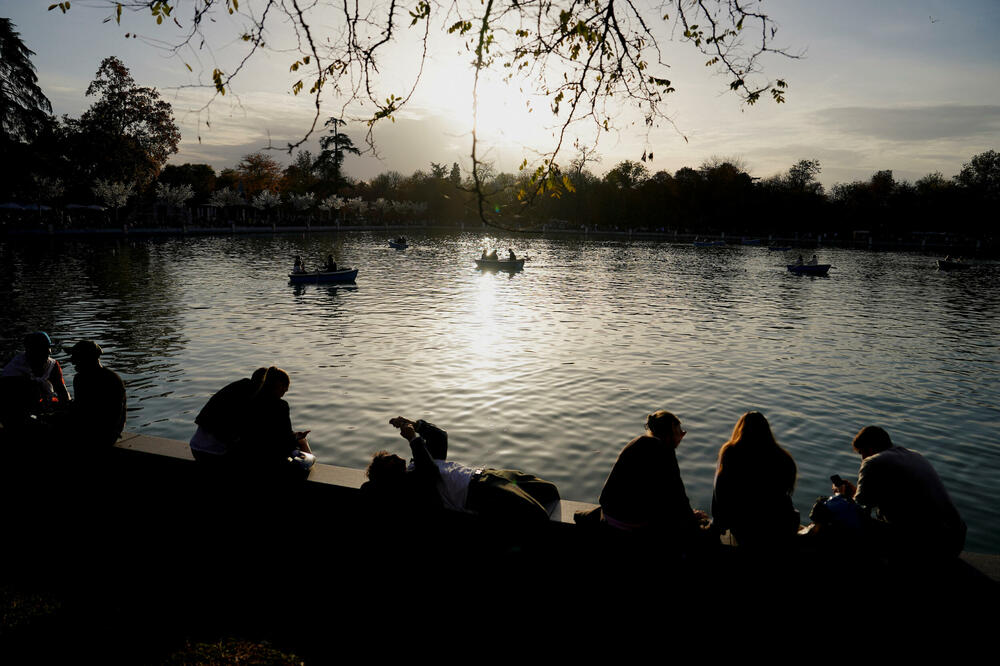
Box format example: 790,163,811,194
364,416,559,523
239,367,312,470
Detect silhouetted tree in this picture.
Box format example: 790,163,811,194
0,18,52,145
314,118,360,190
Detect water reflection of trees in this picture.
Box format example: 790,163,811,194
0,237,187,400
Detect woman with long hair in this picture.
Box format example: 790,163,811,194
712,411,798,547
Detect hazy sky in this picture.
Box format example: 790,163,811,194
4,0,999,189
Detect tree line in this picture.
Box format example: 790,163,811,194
0,17,996,243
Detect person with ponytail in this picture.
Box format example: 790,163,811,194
711,411,799,547
241,367,312,469
578,410,709,550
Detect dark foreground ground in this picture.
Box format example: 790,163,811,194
1,444,997,663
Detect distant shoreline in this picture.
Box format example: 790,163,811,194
1,222,994,257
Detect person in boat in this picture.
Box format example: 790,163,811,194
481,249,488,260
363,416,560,523
292,255,306,274
323,254,338,272
189,367,267,466
575,410,712,551
834,426,965,560
711,411,799,548
486,249,499,261
0,331,71,438
796,255,805,266
508,248,517,261
239,367,312,471
807,254,819,266
64,340,126,451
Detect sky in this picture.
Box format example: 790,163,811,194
3,0,999,190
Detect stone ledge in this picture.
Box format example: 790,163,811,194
112,431,1000,581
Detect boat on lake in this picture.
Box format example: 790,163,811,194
288,268,359,284
787,264,831,276
389,240,408,250
475,258,525,271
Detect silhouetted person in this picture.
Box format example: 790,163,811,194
508,248,517,260
190,367,267,466
712,411,799,548
837,426,965,560
364,416,559,523
292,255,306,273
486,249,498,261
323,254,337,272
66,340,126,450
240,367,311,471
1,331,70,439
577,410,710,552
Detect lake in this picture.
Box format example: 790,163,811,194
2,230,998,552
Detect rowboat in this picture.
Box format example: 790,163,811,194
936,259,970,271
787,264,831,276
288,268,359,284
475,258,525,271
389,240,408,250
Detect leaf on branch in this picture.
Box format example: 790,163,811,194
212,69,226,95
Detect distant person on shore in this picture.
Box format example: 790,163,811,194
65,340,126,450
575,410,711,551
1,332,71,438
189,367,267,466
711,412,799,548
292,255,306,274
241,367,312,470
835,426,965,560
323,254,338,272
363,416,560,523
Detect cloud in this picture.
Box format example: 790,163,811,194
815,105,1000,141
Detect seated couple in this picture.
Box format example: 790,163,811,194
363,417,560,523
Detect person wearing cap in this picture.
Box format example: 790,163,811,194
67,340,126,449
1,331,71,408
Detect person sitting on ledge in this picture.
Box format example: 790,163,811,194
65,340,126,450
711,411,799,548
575,410,711,550
1,331,71,439
364,416,560,523
835,425,965,560
240,367,312,471
190,367,267,466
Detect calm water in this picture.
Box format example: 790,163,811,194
3,232,998,552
